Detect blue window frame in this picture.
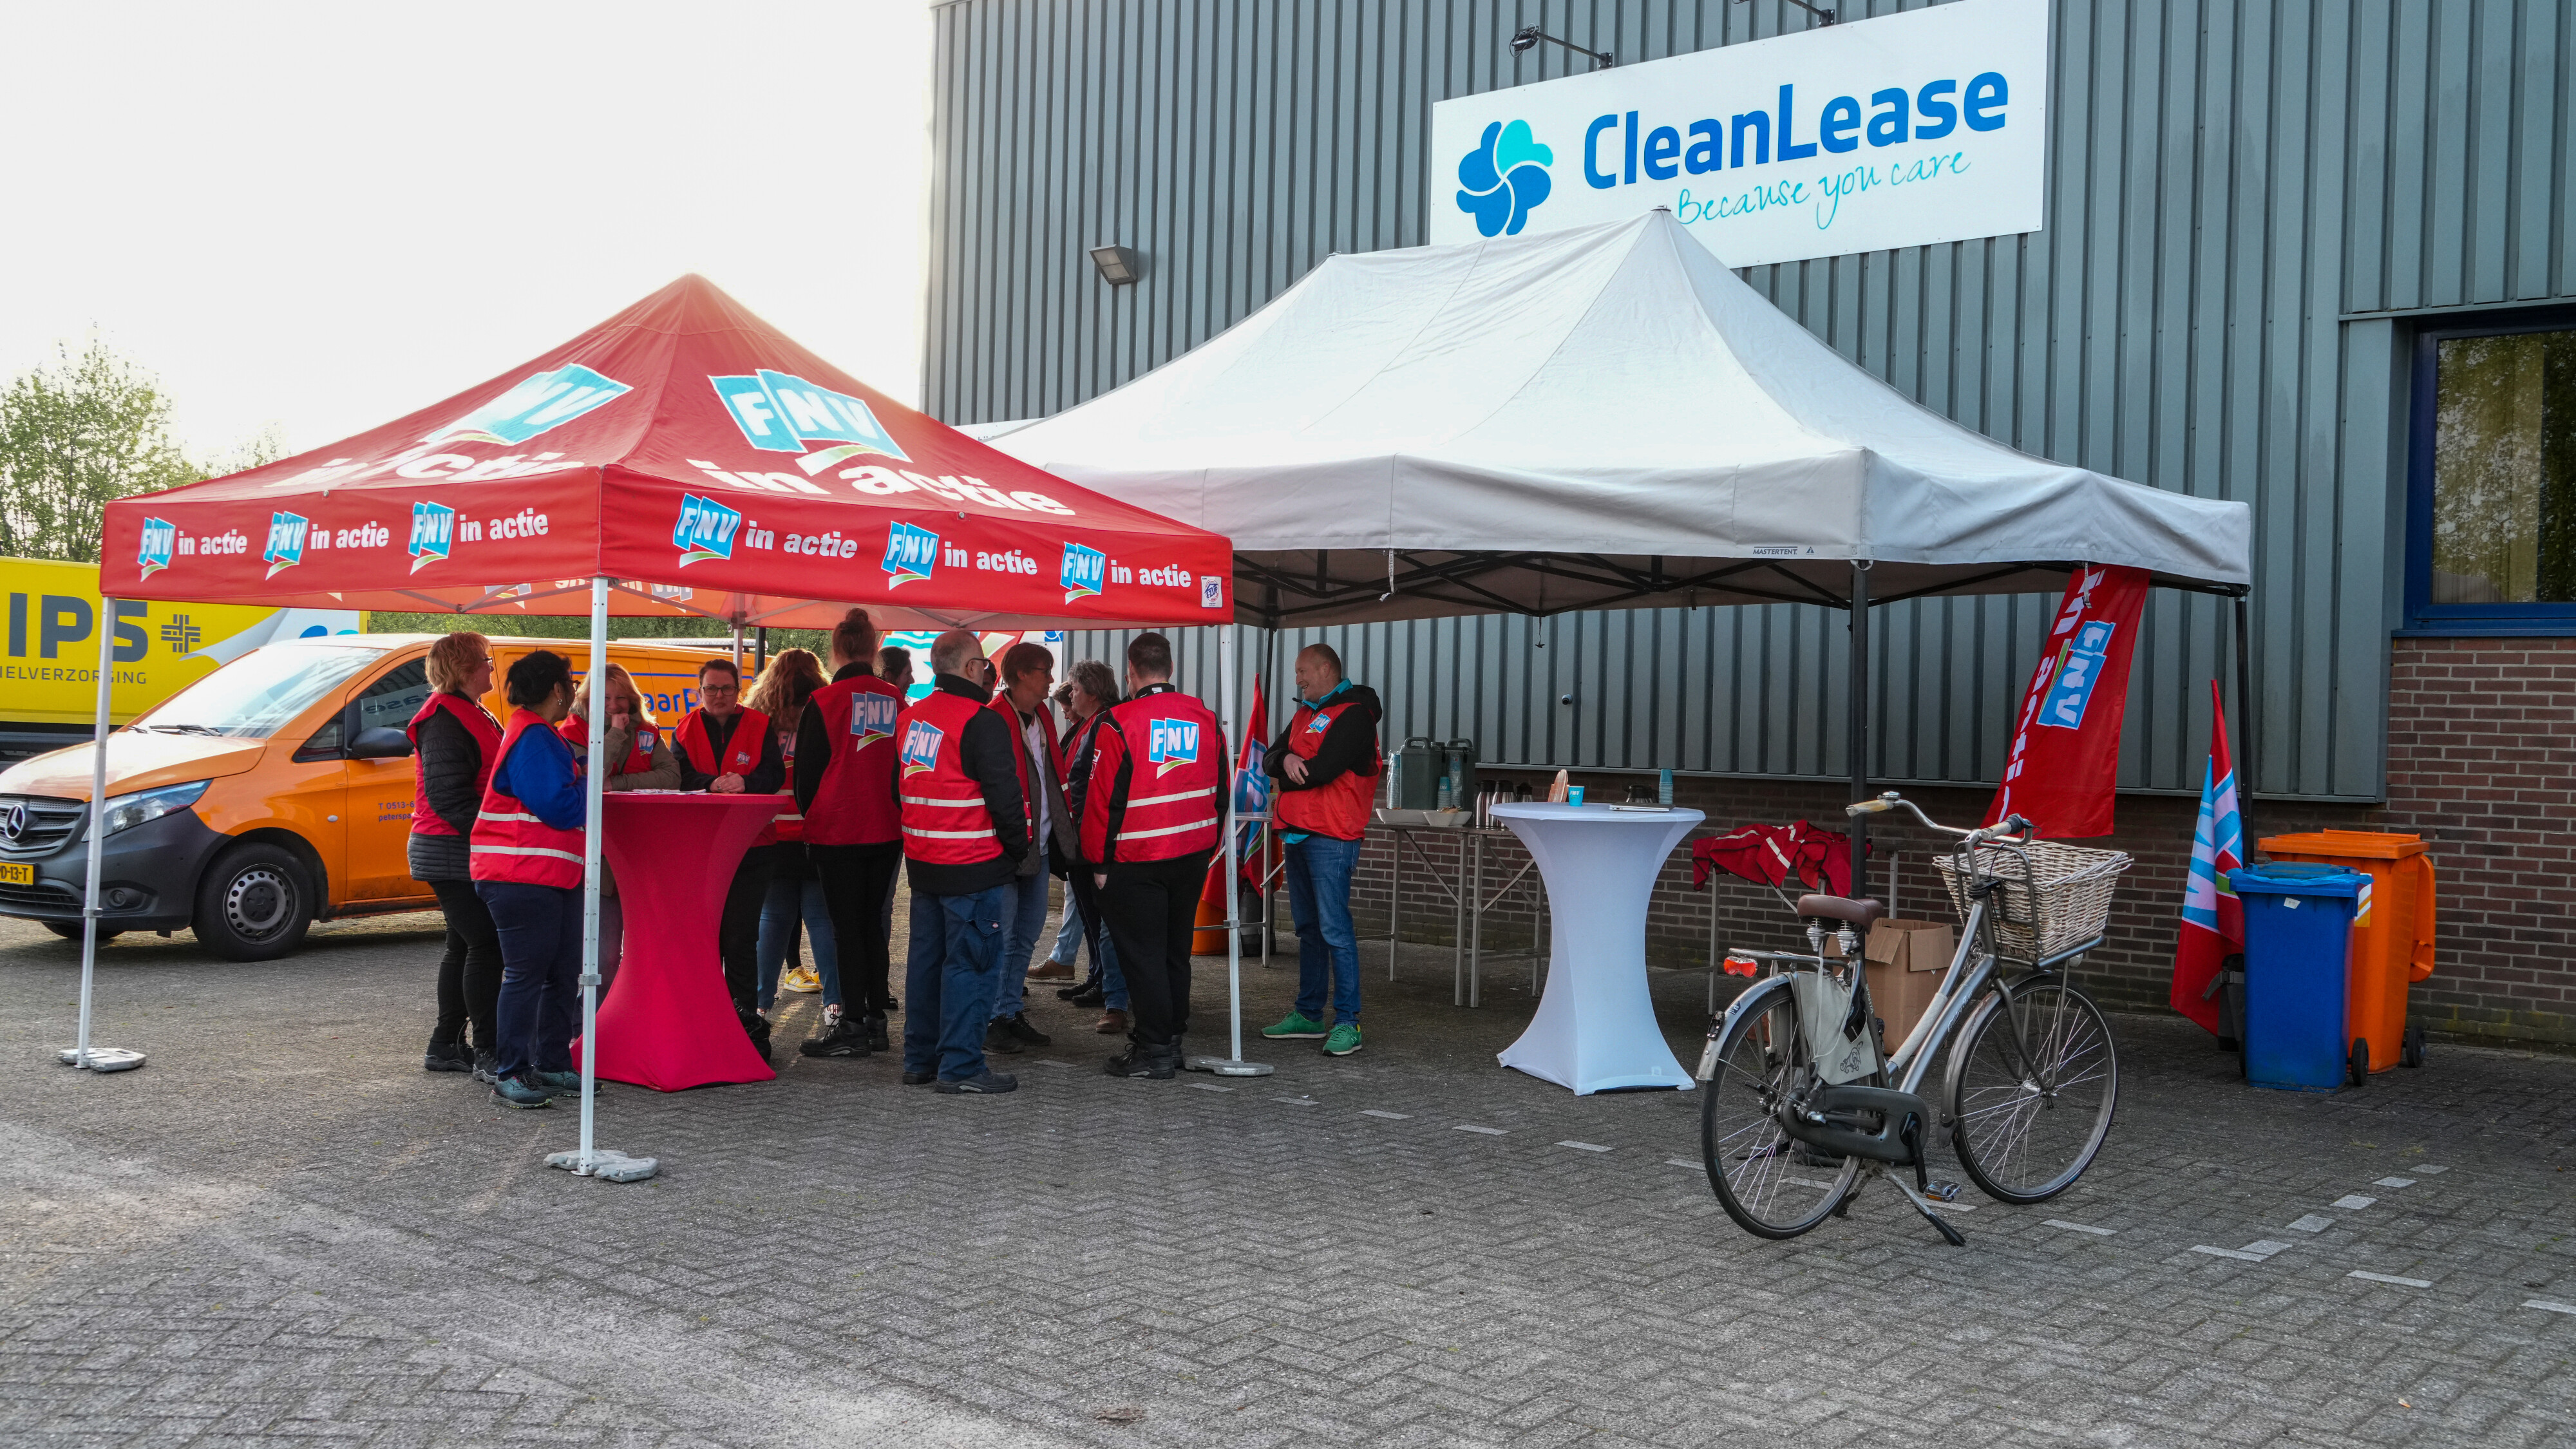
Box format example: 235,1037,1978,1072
2405,307,2576,634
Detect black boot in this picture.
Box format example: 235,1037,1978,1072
423,1031,472,1073
863,1011,890,1052
1104,1036,1177,1081
738,1007,773,1064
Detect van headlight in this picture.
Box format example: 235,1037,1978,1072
91,781,210,839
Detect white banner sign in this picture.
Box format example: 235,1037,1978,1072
1430,0,2049,267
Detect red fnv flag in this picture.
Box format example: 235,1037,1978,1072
1986,564,2148,838
2170,682,2244,1033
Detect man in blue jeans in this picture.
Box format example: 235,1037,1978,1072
896,632,1031,1094
1259,645,1382,1057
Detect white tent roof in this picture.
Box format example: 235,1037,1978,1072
994,213,2249,627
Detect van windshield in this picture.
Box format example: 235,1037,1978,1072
131,645,382,739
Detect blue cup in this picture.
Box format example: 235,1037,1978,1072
1567,786,1586,806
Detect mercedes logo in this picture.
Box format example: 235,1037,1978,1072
0,804,23,844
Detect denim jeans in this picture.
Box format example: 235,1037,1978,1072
988,871,1056,1021
901,884,1008,1081
1048,898,1085,965
757,872,840,1010
1285,833,1363,1026
477,879,583,1080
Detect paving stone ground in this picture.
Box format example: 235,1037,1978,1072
2,899,2572,1448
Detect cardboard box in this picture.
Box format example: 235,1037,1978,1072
1863,918,1956,1051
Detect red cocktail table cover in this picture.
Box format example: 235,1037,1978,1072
574,792,782,1091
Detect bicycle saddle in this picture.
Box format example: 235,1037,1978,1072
1795,894,1886,932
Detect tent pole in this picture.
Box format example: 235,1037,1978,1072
578,576,609,1170
71,596,115,1070
1193,618,1271,1076
2233,591,2255,844
730,620,743,673
1848,562,1871,897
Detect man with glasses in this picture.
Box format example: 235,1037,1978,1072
676,658,788,1049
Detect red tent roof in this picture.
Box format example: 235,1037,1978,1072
99,276,1230,629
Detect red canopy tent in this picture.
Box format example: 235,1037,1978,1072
76,278,1255,1174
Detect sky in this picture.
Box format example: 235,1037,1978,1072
0,1,933,462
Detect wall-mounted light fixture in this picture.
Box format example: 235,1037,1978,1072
1088,245,1141,285
1510,25,1612,70
1731,0,1834,26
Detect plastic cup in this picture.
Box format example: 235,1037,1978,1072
1567,786,1586,806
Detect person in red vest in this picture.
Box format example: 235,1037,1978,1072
407,630,502,1078
983,640,1074,1057
894,629,1031,1094
556,663,677,995
1079,632,1224,1081
1258,643,1382,1058
795,609,910,1059
674,655,786,1058
469,650,595,1110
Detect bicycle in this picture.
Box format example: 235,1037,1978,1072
1695,793,2129,1245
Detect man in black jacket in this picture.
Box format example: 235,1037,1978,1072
675,658,788,1052
898,630,1031,1094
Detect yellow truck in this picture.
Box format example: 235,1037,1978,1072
0,623,732,960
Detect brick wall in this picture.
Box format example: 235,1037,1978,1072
1276,637,2573,1047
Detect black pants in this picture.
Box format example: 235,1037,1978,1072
429,878,502,1051
1099,850,1210,1050
811,840,904,1015
1066,863,1113,981
721,846,776,1013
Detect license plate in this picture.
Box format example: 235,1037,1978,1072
0,863,31,886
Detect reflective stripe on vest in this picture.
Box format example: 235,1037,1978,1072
1274,694,1378,841
406,689,502,838
677,706,775,844
895,690,1002,864
803,677,905,846
770,726,804,842
471,710,587,888
1094,690,1223,862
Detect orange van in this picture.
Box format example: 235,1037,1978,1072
0,634,743,959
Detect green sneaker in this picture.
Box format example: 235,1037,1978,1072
1261,1012,1327,1040
1322,1023,1363,1056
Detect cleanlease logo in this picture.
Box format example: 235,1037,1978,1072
673,495,743,567
899,718,944,776
263,512,310,579
1061,543,1106,603
712,370,909,475
1457,119,1554,237
137,518,175,579
849,692,900,749
883,522,938,589
1147,717,1202,776
430,365,630,446
408,502,455,573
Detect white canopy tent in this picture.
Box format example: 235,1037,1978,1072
994,211,2258,874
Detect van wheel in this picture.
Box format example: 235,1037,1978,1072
193,842,312,961
42,922,122,942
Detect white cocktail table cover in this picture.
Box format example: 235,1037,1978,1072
1488,802,1705,1095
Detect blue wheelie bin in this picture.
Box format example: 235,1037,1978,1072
2228,862,2367,1092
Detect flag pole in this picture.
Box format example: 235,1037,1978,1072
2232,590,2255,846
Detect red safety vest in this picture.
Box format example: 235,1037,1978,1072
470,709,587,889
405,690,502,837
557,713,658,773
897,689,1013,866
987,690,1058,833
803,675,906,846
675,705,776,846
770,723,804,842
1081,685,1224,864
1274,690,1378,841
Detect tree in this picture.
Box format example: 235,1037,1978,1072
0,341,283,562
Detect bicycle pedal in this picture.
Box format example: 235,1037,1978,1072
1924,1180,1962,1204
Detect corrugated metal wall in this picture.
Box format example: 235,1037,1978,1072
927,0,2576,800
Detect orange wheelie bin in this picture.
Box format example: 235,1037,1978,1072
2257,831,2436,1079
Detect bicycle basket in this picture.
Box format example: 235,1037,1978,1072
1933,839,2131,963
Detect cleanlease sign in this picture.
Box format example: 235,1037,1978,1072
1430,0,2049,268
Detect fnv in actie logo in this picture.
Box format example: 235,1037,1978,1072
430,364,630,446
673,494,743,567
1456,119,1553,237
898,718,945,777
849,693,900,749
1060,543,1106,603
263,512,310,579
712,370,911,476
135,518,176,579
882,522,939,589
1147,717,1202,776
408,502,455,573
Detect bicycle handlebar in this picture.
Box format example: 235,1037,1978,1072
1843,791,2034,846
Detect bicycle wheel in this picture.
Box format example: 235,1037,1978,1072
1947,978,2118,1204
1701,984,1860,1238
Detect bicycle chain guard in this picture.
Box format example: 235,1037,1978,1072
1779,1082,1935,1166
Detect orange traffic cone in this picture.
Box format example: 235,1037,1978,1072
1191,894,1227,955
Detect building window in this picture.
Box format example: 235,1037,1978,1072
2408,313,2576,632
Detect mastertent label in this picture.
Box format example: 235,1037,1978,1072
1428,0,2047,268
